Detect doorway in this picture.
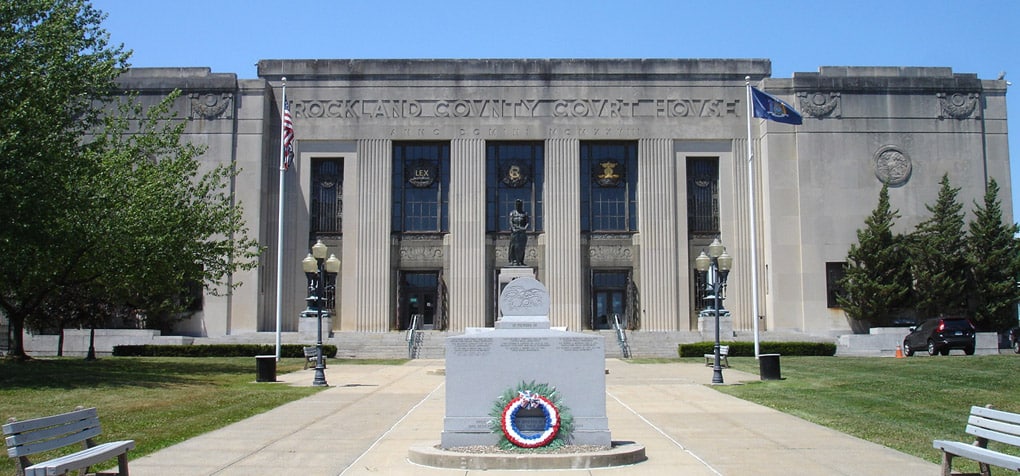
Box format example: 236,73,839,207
591,271,628,330
399,271,439,330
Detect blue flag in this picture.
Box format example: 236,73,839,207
751,87,803,125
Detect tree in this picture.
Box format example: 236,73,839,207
86,93,261,331
909,174,969,317
966,178,1020,331
0,1,261,360
837,184,912,328
0,0,128,359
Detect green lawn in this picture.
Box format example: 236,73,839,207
0,357,354,474
3,355,1017,475
709,355,1020,472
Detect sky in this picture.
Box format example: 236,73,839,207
92,0,1020,221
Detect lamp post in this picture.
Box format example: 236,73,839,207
695,238,733,384
302,239,340,387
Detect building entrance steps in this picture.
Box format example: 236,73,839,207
126,359,937,475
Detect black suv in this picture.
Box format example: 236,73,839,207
903,317,976,356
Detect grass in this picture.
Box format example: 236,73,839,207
0,356,402,474
3,355,1016,474
695,355,1020,472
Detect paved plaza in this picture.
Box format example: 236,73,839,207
128,359,937,475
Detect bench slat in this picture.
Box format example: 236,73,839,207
5,415,100,447
2,408,98,434
967,422,1020,448
971,405,1020,426
7,426,102,457
934,440,1020,471
23,440,135,476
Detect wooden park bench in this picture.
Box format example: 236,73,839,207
303,345,324,369
933,405,1020,476
3,407,134,476
704,345,730,367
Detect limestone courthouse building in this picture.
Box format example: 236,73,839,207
114,59,1011,343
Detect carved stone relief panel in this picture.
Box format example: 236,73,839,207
398,234,444,268
587,234,635,267
189,92,233,119
937,92,979,119
797,92,841,118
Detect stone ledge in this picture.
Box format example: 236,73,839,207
407,441,646,470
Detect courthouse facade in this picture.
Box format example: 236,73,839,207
117,59,1011,338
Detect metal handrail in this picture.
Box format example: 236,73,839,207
613,314,631,358
407,314,422,359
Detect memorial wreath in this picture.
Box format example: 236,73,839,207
489,381,574,449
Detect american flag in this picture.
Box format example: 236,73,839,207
282,102,295,170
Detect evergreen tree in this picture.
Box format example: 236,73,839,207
837,184,912,327
967,178,1020,331
909,174,969,317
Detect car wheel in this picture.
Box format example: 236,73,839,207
903,341,915,357
927,340,938,356
964,346,975,356
1013,340,1019,354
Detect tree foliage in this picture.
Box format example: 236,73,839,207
0,0,261,359
840,175,1019,332
908,174,970,317
966,178,1020,331
837,184,912,326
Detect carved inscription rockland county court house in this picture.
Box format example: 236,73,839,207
291,97,742,119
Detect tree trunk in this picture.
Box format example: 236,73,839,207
58,328,65,357
85,326,97,361
6,313,29,360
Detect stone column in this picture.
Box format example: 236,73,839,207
636,138,680,331
447,139,487,330
341,139,392,331
543,138,582,330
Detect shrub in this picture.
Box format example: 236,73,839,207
113,344,338,358
678,341,835,358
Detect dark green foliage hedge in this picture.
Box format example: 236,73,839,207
112,344,338,358
678,341,836,357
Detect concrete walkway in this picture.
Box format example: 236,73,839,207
127,359,938,475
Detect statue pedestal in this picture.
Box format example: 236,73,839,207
697,314,733,340
299,315,333,340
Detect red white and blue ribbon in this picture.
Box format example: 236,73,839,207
500,390,561,448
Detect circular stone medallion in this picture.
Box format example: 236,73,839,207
873,145,912,187
498,277,549,317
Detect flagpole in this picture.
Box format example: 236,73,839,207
275,78,288,361
746,77,761,359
